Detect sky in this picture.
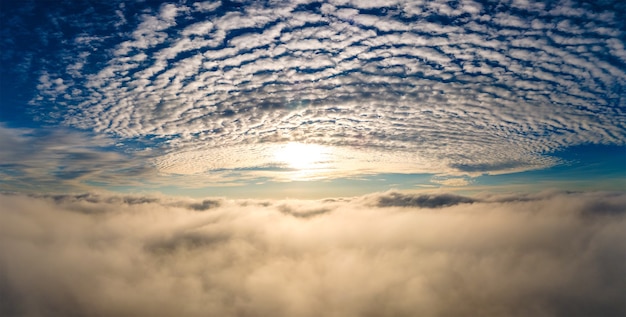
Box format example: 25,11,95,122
0,0,625,316
0,0,624,198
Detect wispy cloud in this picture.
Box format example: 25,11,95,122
0,123,153,192
1,191,624,316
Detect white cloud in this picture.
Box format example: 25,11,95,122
193,1,221,13
430,176,472,187
1,191,624,316
26,0,626,183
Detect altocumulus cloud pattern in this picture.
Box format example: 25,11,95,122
0,191,625,316
1,2,625,315
17,0,626,177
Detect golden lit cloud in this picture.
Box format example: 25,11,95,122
1,191,624,316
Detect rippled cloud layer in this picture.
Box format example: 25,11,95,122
15,0,624,181
1,191,625,316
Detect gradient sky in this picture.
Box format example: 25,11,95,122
2,2,626,316
1,0,625,198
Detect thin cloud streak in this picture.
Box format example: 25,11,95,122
0,123,154,193
1,191,625,316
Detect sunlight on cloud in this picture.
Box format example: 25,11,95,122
153,142,458,184
273,142,333,180
1,191,624,316
430,176,472,187
19,0,624,186
273,142,330,170
0,2,624,316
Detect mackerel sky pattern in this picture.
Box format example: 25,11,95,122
7,0,626,175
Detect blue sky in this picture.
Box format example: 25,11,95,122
1,0,625,198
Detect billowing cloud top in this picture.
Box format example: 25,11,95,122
1,191,625,316
2,0,625,188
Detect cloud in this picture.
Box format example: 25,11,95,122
375,192,477,208
0,123,155,192
15,0,624,182
430,176,472,187
21,192,223,214
1,191,624,316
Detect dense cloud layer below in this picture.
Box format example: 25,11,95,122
1,191,625,317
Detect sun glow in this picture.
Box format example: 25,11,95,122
274,142,330,170
272,142,335,181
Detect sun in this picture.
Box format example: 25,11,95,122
273,142,329,170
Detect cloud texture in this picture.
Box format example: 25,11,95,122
4,0,623,181
1,191,625,316
0,123,154,192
